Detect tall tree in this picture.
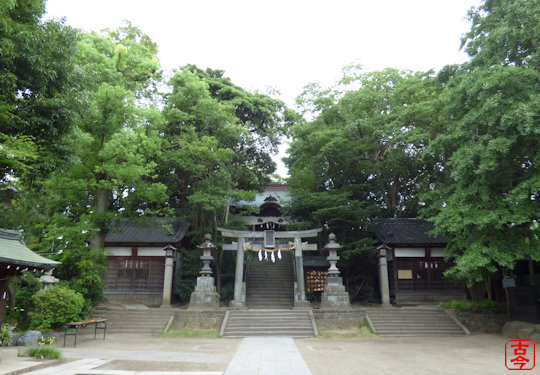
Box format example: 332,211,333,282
0,0,78,184
160,66,292,232
286,67,444,299
34,24,167,253
421,0,540,287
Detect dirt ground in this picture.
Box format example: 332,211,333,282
295,334,534,375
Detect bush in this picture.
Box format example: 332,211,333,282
54,247,107,316
29,285,85,331
26,346,62,359
0,325,12,346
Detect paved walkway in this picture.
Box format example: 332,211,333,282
224,337,311,375
0,333,525,375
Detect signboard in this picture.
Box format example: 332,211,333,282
398,270,413,280
502,278,516,289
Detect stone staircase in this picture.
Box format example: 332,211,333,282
221,251,316,337
246,250,294,309
366,307,468,337
90,306,173,335
221,309,316,337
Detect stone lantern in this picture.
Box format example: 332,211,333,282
320,233,351,310
198,233,215,277
325,233,341,277
188,234,219,310
39,269,59,289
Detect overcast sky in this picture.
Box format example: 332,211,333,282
45,0,480,176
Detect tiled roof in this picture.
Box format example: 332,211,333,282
104,218,189,244
372,218,446,246
0,229,60,269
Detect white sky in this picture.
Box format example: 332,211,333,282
45,0,480,176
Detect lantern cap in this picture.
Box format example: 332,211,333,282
197,234,216,250
324,233,342,251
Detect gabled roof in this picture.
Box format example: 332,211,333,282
104,218,189,245
0,229,60,269
372,218,446,247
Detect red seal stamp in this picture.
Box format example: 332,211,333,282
505,340,535,370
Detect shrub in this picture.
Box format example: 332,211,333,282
38,335,55,346
54,247,107,316
439,298,504,311
26,346,62,359
29,285,85,332
0,325,12,347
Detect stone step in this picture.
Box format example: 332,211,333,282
366,308,466,337
89,307,173,335
221,310,316,338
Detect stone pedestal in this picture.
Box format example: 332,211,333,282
229,282,246,309
188,276,219,310
320,276,351,310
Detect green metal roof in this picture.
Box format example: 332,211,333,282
0,229,60,269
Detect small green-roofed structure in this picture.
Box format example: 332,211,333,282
0,229,60,269
0,228,60,326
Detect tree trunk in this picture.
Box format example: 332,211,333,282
8,282,15,310
90,186,108,251
484,275,493,300
528,260,535,286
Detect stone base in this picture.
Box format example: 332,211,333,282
320,277,351,310
294,300,312,310
229,299,246,309
188,276,219,310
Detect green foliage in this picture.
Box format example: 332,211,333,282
174,247,200,302
0,325,12,346
5,273,41,330
0,0,78,183
55,248,107,316
26,345,62,359
29,285,84,332
462,0,540,69
421,0,540,286
287,67,442,300
439,299,505,311
38,335,55,346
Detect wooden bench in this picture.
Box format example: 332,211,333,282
63,318,107,347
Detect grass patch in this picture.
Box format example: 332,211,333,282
317,323,376,339
155,329,220,338
439,299,506,312
25,346,62,359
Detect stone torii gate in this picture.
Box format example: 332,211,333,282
217,227,322,308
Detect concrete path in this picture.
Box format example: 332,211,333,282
224,337,311,375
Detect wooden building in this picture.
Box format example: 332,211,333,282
0,229,60,326
374,218,465,303
103,218,189,306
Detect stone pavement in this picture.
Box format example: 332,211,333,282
224,337,311,375
0,333,531,375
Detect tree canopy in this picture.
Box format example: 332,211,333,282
1,0,537,308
